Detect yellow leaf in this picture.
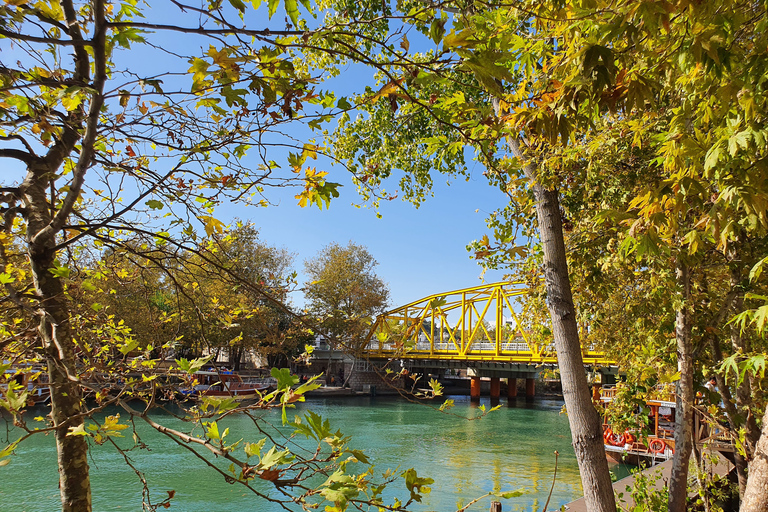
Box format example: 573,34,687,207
199,215,225,237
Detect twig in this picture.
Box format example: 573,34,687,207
542,450,559,512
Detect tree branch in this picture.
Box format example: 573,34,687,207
0,148,39,164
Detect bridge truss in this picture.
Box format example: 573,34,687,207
363,282,608,365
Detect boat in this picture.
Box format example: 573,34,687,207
598,384,735,466
599,385,676,465
1,366,51,406
183,370,270,401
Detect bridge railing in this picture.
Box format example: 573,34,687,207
361,281,610,365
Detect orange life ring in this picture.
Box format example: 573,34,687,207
603,427,614,442
648,438,666,454
610,433,625,446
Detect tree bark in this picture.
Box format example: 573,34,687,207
509,139,616,512
23,167,91,512
711,333,750,495
16,2,106,509
740,406,768,512
727,244,762,454
669,260,694,512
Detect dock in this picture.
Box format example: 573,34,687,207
563,449,733,512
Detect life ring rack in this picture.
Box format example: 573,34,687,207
648,438,669,454
602,427,629,447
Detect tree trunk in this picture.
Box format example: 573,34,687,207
510,139,616,512
343,356,357,388
23,169,91,512
711,334,750,495
740,406,768,512
15,2,106,507
728,245,762,454
669,260,694,512
231,344,243,372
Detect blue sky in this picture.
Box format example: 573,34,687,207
0,1,513,312
222,157,510,311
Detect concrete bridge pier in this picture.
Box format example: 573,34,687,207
526,378,536,399
470,376,481,400
490,377,500,399
507,378,518,398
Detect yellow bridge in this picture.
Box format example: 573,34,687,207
363,281,610,366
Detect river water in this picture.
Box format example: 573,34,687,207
0,395,621,512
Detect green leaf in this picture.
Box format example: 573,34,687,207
347,449,370,464
258,446,294,469
438,399,455,411
429,19,446,45
146,199,164,210
270,367,299,390
284,0,299,26
320,470,360,507
0,439,20,463
293,376,323,397
443,29,475,49
118,338,140,355
245,438,267,457
267,0,279,18
206,421,220,441
749,257,768,282
703,142,723,172
753,304,768,332
293,410,332,440
228,0,246,11
336,96,352,110
49,265,71,279
175,355,212,374
402,468,433,503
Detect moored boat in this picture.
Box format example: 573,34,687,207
599,384,733,466
1,366,51,406
183,370,269,401
600,386,676,465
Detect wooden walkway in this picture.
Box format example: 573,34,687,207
563,450,733,512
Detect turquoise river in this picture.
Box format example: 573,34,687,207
0,395,628,512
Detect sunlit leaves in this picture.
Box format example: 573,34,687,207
320,471,361,509
0,382,29,414
402,468,433,503
0,439,20,467
67,415,130,445
256,445,293,470
198,215,225,237
295,168,341,210
175,356,213,375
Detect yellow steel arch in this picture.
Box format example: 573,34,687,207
363,281,608,365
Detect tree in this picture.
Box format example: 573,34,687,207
172,222,303,369
328,1,768,511
0,1,426,510
304,241,390,348
330,8,619,512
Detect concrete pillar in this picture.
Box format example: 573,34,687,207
490,377,500,399
525,377,536,398
470,376,481,400
507,378,518,398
